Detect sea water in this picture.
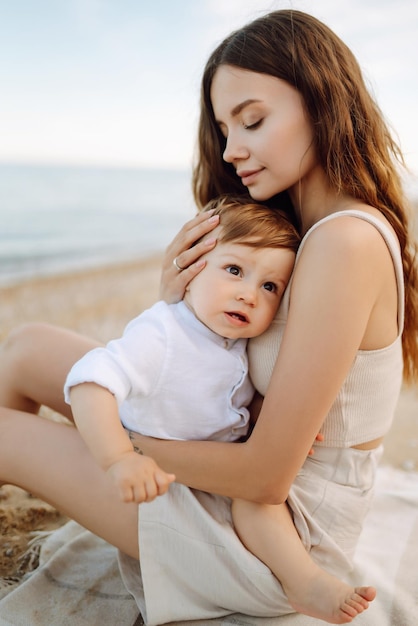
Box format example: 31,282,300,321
0,164,194,286
1,163,417,288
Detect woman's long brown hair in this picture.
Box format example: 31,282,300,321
192,9,418,383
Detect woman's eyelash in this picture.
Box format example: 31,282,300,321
243,120,262,130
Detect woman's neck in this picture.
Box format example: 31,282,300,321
288,168,355,234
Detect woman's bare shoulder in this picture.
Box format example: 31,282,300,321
301,209,397,262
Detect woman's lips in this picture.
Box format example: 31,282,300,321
237,169,261,186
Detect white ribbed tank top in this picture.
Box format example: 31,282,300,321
248,210,404,447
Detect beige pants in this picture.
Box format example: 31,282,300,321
118,445,382,626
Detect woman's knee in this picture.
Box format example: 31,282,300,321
3,322,45,350
2,322,98,370
1,322,100,416
0,324,52,410
1,323,58,377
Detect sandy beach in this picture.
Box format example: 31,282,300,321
0,253,417,578
0,254,163,578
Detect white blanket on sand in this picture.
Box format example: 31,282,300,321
0,465,417,626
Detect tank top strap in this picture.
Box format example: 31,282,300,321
295,210,405,335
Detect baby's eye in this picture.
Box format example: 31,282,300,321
226,265,241,276
263,281,277,293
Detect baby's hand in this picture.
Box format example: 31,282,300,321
106,451,175,503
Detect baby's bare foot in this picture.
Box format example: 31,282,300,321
284,569,376,624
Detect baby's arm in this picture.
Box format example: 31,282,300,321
70,383,175,503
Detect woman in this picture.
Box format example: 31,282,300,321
0,9,417,626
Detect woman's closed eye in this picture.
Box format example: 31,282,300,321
243,119,263,130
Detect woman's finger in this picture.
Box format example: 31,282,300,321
159,257,209,303
171,235,217,276
162,211,219,271
160,211,219,303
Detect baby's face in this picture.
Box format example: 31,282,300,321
184,239,295,339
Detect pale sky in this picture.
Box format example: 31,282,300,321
1,0,417,184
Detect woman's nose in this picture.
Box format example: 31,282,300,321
222,134,249,163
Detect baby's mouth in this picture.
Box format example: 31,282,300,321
226,311,249,323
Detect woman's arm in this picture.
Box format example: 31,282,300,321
135,217,393,503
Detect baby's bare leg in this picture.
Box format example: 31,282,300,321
232,499,375,624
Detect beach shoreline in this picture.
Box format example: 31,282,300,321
0,253,164,344
0,253,417,577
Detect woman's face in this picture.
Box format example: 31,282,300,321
210,65,319,204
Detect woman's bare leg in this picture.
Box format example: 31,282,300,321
0,407,139,558
0,323,139,556
0,323,101,418
232,499,376,624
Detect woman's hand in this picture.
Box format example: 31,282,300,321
308,432,324,455
160,210,219,303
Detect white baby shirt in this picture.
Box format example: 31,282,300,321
64,300,253,442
